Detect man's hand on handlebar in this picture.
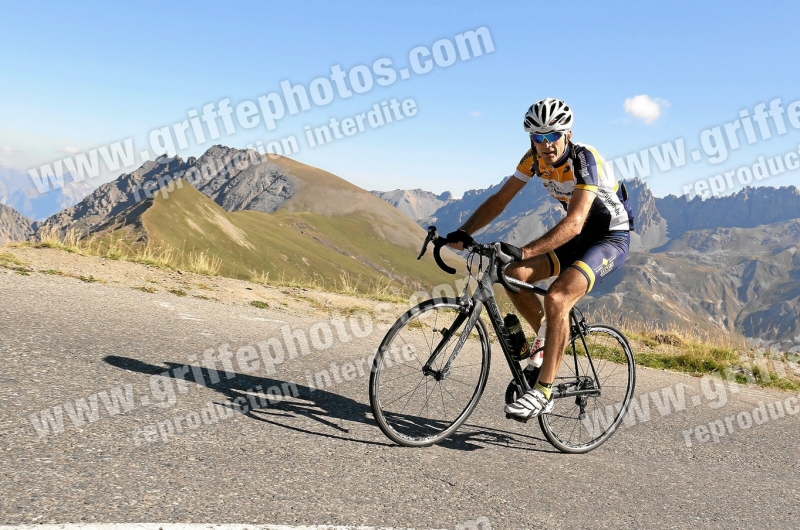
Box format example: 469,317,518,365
445,229,475,251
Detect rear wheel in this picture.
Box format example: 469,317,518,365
537,324,635,453
369,298,491,447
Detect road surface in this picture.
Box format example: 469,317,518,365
1,270,799,529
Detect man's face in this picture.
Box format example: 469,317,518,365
533,130,572,165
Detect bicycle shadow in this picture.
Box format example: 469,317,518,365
103,355,554,453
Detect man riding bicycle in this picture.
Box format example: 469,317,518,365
446,97,634,419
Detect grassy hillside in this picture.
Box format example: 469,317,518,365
138,179,459,294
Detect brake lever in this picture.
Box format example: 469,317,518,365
417,226,438,260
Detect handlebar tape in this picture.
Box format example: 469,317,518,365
497,263,521,294
433,239,456,275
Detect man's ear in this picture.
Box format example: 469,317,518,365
566,130,573,141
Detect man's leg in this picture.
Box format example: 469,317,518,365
540,230,629,384
504,266,588,419
538,266,589,385
504,254,552,333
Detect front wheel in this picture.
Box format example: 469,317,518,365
537,324,636,454
369,298,491,447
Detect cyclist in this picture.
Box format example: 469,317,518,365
446,97,634,419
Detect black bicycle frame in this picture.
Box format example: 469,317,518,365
421,248,603,400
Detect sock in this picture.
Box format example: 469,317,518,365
535,382,552,400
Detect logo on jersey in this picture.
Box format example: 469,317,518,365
541,178,575,200
594,254,618,276
577,151,590,180
598,188,622,216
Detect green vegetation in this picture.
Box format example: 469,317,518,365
0,251,29,268
0,251,32,275
133,286,157,293
249,300,269,309
168,289,187,297
627,328,800,392
139,182,455,299
79,275,99,283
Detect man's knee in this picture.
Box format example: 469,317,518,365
544,290,568,315
545,272,587,314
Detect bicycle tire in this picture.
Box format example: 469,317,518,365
369,298,491,447
537,324,635,453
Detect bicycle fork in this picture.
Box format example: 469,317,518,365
421,300,483,381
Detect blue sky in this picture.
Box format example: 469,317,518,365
2,0,799,198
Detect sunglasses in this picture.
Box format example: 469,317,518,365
530,132,564,144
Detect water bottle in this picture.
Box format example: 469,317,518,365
503,313,528,360
523,319,546,386
528,319,547,369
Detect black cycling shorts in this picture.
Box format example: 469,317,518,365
546,230,630,293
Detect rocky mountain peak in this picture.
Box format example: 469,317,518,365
0,203,35,244
623,178,669,250
371,188,456,222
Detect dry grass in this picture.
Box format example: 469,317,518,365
336,271,361,296
19,227,222,277
185,250,221,275
581,307,800,391
0,251,30,268
247,267,406,304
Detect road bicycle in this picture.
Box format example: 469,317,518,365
368,227,636,453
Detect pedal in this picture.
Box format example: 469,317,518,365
505,413,530,424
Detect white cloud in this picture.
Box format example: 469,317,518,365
470,111,482,118
623,95,668,124
59,146,81,155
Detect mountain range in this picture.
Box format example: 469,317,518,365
4,146,458,294
2,146,798,344
0,166,95,221
373,181,800,345
370,189,454,222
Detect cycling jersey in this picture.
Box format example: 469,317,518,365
513,142,633,233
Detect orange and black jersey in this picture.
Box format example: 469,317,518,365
513,142,634,233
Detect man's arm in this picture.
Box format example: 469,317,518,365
458,177,526,235
520,188,595,260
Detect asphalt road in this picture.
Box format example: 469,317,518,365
1,271,799,529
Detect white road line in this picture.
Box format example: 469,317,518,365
0,523,444,530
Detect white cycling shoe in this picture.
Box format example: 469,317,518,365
504,387,554,419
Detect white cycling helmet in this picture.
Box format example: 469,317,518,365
523,98,574,133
